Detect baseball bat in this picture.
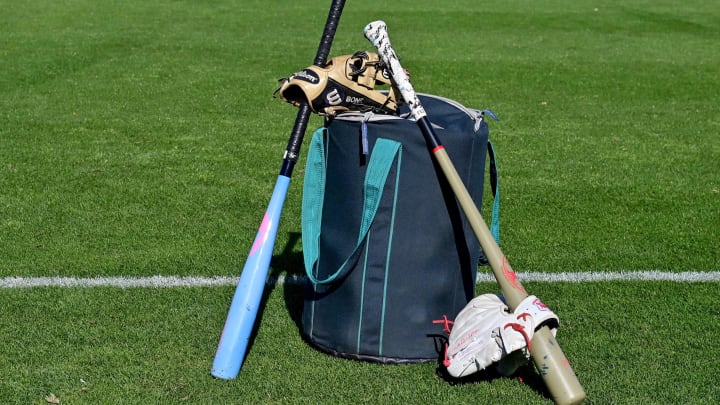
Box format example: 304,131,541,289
364,21,586,405
210,0,346,380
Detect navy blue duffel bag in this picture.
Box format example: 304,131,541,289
301,94,499,363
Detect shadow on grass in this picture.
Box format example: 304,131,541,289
242,232,305,361
435,361,552,400
270,232,306,330
221,232,305,373
251,232,551,401
431,333,552,400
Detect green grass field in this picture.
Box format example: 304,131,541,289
1,0,718,403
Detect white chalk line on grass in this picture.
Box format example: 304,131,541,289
1,271,719,289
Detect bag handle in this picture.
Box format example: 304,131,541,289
478,139,501,266
488,140,500,243
302,128,402,284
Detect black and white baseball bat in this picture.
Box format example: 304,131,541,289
210,0,347,380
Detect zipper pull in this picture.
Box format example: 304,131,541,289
361,112,374,156
474,109,499,131
481,109,499,121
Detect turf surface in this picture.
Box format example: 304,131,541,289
1,0,718,403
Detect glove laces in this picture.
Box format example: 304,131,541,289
503,311,533,351
433,315,455,367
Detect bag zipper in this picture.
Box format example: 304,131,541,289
335,93,497,131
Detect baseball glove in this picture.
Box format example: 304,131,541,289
441,294,559,378
274,51,401,116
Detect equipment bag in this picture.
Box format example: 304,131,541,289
301,93,500,363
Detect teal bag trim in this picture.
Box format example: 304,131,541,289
488,140,500,243
356,145,402,355
378,148,401,356
302,129,403,285
476,139,501,266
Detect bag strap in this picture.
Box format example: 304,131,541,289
478,139,501,266
488,139,500,243
302,128,402,284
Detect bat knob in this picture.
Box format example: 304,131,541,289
364,20,388,44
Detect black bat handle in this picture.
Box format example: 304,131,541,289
280,0,346,177
314,0,345,66
279,104,312,176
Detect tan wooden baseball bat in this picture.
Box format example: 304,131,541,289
364,20,586,405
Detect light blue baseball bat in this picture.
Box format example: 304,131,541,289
211,0,346,380
211,176,289,379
